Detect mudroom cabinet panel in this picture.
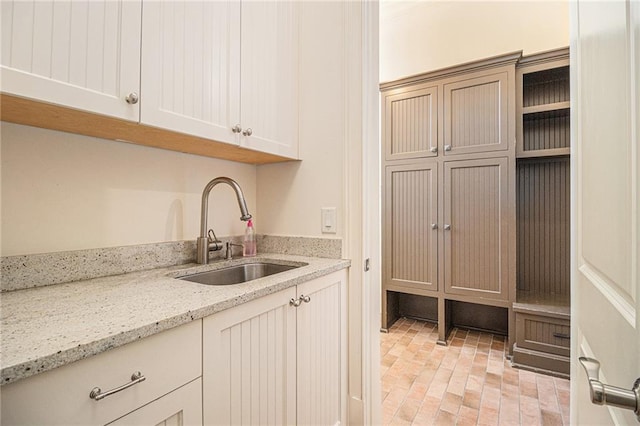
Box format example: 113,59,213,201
443,72,510,156
383,86,439,161
444,157,509,301
513,47,571,378
384,163,439,293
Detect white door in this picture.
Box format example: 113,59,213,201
571,1,640,424
238,1,298,158
0,0,141,121
202,287,297,425
140,1,241,144
296,271,347,426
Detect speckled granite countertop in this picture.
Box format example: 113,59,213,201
0,254,350,386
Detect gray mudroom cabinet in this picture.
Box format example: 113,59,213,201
381,48,571,377
381,51,519,347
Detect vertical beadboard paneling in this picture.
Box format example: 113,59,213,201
445,158,508,299
522,66,570,107
1,0,141,121
229,311,289,425
516,157,570,296
101,3,119,97
50,1,72,83
451,81,499,148
7,1,34,72
68,1,89,88
523,111,570,151
444,72,508,155
523,318,571,349
203,288,296,426
141,0,239,143
31,1,53,77
296,275,344,426
1,1,14,67
239,1,298,156
85,1,105,93
385,163,438,291
385,86,438,160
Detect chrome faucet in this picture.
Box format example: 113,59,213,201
196,177,252,264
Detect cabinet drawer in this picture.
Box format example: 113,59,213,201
515,312,570,357
108,378,202,426
1,320,202,426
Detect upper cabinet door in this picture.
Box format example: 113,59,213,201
1,0,141,121
383,86,439,161
239,1,299,159
443,72,509,156
140,1,241,145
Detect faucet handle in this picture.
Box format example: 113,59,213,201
207,229,222,251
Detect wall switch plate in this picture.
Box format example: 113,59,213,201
321,207,337,234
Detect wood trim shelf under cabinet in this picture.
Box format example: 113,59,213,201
0,94,295,165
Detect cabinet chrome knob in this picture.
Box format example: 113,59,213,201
290,298,302,307
232,124,242,133
430,147,438,153
242,128,253,137
125,92,139,105
444,145,452,151
301,295,311,303
431,223,438,230
444,224,451,230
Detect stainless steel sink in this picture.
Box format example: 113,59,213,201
179,262,301,285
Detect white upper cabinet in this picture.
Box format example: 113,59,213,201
140,1,240,145
141,0,299,159
0,0,141,121
238,1,299,159
1,0,298,161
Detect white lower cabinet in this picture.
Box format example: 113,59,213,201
203,269,347,425
0,320,202,426
0,270,348,425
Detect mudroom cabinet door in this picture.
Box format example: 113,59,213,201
444,157,509,301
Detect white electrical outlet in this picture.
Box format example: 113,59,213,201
321,207,337,234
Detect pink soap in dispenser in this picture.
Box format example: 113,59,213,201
243,219,257,257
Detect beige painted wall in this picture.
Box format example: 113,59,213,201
380,0,570,82
0,123,256,256
256,2,345,238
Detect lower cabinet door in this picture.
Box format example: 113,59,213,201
202,287,298,425
296,270,347,426
107,379,202,426
444,158,510,300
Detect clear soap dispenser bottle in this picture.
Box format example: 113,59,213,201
243,219,257,257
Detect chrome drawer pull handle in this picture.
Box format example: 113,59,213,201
553,332,570,339
90,371,146,401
